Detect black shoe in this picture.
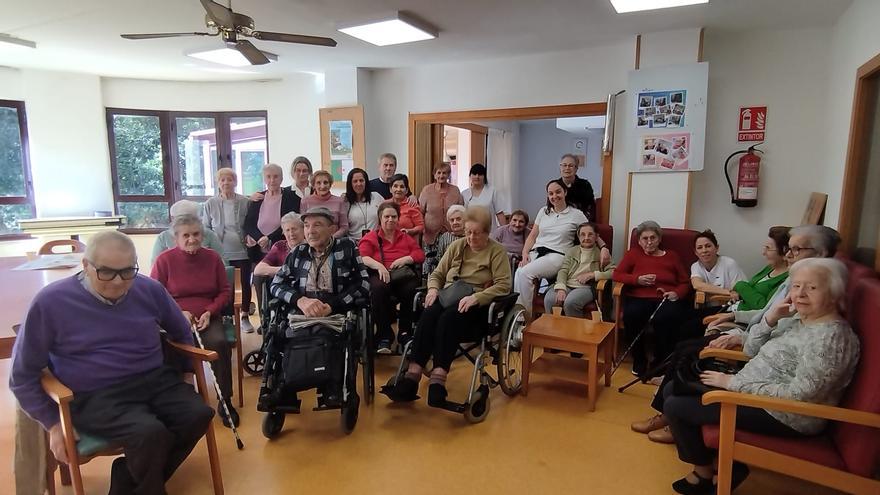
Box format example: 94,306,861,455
381,376,420,402
218,401,240,428
672,472,716,495
632,360,647,377
397,332,412,349
427,383,448,408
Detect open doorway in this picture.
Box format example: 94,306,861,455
838,51,880,271
408,103,611,224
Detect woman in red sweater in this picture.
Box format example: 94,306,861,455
359,201,426,354
612,220,691,377
151,214,236,426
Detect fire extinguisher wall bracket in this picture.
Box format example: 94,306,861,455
724,143,763,208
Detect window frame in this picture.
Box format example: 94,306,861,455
106,108,269,234
0,99,36,240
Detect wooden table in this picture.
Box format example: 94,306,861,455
521,314,616,411
0,256,82,359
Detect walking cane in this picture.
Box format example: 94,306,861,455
609,294,669,377
192,324,245,450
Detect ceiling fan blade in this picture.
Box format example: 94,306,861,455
250,31,337,47
200,0,235,28
234,39,270,65
121,32,215,40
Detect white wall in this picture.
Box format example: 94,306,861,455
823,0,880,227
16,70,114,217
691,27,833,273
102,74,323,185
364,40,635,179
517,120,604,219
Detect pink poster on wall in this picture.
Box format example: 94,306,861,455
639,132,691,171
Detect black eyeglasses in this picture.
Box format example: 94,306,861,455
784,246,815,257
88,261,139,281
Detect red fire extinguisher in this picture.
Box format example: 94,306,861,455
724,143,763,207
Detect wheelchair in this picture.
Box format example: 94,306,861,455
382,289,527,423
256,297,375,438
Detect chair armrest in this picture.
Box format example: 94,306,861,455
699,348,748,361
612,281,625,298
702,390,880,429
710,294,732,305
166,340,218,362
41,370,73,404
695,291,706,307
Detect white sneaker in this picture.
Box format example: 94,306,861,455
241,315,255,333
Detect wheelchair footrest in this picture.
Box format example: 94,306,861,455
430,400,466,414
273,404,302,414
312,404,342,412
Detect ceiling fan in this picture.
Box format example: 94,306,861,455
120,0,337,65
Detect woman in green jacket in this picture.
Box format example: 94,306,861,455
729,226,790,312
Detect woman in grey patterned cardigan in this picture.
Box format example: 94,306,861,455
661,257,860,495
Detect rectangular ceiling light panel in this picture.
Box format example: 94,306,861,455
338,12,437,46
610,0,708,13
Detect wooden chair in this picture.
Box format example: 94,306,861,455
39,239,86,255
700,277,880,495
42,341,225,495
533,223,614,320
611,227,699,330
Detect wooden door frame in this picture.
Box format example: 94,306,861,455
837,51,880,270
408,102,612,224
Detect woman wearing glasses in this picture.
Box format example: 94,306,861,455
151,214,237,427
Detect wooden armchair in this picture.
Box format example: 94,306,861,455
694,291,731,309
42,340,225,495
701,277,880,495
225,266,245,407
533,223,614,320
39,239,86,255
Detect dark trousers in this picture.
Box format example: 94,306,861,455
369,273,420,343
650,334,721,413
677,306,725,342
198,319,232,399
622,297,690,368
411,301,489,371
661,381,801,465
70,366,214,495
229,258,253,313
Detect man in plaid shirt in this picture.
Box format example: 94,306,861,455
270,207,370,315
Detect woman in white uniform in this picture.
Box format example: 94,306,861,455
514,179,587,317
462,163,505,228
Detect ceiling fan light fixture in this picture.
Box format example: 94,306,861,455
0,33,37,50
609,0,708,13
338,11,437,46
186,46,277,67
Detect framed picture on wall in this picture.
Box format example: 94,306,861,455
319,105,366,182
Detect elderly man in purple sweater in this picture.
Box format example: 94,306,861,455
10,231,214,495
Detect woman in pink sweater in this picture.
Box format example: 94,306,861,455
301,170,349,238
151,214,237,426
612,220,691,377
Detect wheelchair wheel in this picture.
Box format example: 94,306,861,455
464,386,490,424
341,392,360,434
243,350,265,376
497,304,526,396
262,411,285,439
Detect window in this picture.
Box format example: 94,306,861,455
0,100,35,237
107,109,268,231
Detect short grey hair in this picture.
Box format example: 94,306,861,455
789,225,842,258
85,230,136,263
262,163,283,176
171,214,203,236
446,204,466,220
281,212,303,227
635,220,663,240
169,199,200,218
789,257,848,311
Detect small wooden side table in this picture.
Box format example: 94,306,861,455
521,314,616,411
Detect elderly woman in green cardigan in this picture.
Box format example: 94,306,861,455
545,222,615,317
